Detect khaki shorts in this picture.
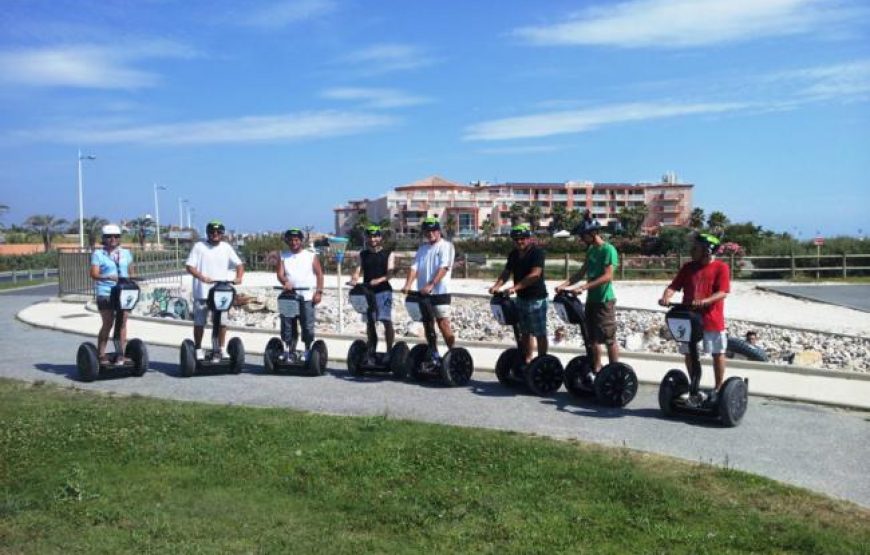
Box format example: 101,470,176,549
679,330,727,355
585,300,616,346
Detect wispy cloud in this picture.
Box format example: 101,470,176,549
478,144,567,155
8,111,397,145
321,87,433,108
238,0,336,28
465,102,747,141
340,43,438,75
770,60,870,101
0,40,198,89
513,0,858,48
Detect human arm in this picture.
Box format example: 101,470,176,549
186,264,213,284
555,262,587,292
349,252,362,285
421,267,449,296
312,256,324,305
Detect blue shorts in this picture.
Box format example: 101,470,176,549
515,297,548,338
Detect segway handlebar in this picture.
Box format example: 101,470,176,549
273,286,311,290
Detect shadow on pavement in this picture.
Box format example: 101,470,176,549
34,362,139,383
469,379,536,398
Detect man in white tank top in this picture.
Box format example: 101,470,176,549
276,228,324,355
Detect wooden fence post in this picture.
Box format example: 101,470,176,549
790,252,796,280
564,253,569,280
843,253,847,279
463,253,468,279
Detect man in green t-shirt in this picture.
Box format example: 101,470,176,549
555,218,620,374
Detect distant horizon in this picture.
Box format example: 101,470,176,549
1,1,867,237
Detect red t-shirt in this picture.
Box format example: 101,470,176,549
669,259,731,332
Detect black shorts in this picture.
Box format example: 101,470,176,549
96,296,112,311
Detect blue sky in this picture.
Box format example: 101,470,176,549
0,0,868,238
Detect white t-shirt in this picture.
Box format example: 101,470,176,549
185,240,243,300
411,239,454,295
281,249,317,301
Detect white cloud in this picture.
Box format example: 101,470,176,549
771,60,870,101
478,144,567,155
9,111,397,145
239,0,336,28
0,41,197,89
514,0,856,48
340,43,437,74
321,87,433,108
465,102,747,141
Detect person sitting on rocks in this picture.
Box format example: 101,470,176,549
276,228,324,359
402,217,456,348
349,225,396,350
658,233,731,403
489,224,549,365
746,330,759,345
551,327,568,346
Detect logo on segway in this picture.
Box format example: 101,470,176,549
676,325,687,340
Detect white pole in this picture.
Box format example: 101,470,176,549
77,150,84,249
154,183,162,247
186,206,192,230
337,261,343,333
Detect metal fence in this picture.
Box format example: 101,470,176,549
0,268,58,284
58,248,186,296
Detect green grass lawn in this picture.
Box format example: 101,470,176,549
1,379,868,554
0,278,56,291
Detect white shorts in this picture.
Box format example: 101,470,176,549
374,290,393,322
432,303,452,319
679,330,727,355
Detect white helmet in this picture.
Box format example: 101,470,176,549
101,224,121,236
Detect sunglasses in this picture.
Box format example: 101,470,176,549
104,235,120,238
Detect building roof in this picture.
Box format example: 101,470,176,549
395,175,474,192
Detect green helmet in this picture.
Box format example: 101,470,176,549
696,233,721,254
205,220,225,235
283,228,304,241
365,225,382,237
421,217,441,232
510,224,532,239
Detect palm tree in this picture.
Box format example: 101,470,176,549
707,211,730,233
548,204,566,232
508,203,526,226
25,214,68,251
527,204,543,232
349,213,371,247
83,216,109,248
444,213,458,239
127,216,153,248
480,217,496,240
0,204,8,228
564,209,584,233
689,208,705,229
617,204,649,238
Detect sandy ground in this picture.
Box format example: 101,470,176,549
236,273,870,337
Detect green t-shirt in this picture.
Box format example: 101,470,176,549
584,242,618,304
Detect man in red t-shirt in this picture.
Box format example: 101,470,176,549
658,234,731,399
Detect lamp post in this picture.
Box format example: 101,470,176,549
177,197,187,268
153,183,167,247
328,236,349,332
77,150,96,249
186,205,192,230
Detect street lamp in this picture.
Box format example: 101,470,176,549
179,198,187,230
186,205,192,230
153,183,167,247
77,149,96,249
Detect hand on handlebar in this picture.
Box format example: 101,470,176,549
658,297,669,307
282,280,295,291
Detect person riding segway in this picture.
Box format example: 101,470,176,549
179,220,245,376
401,217,474,386
489,224,563,395
657,233,748,426
262,228,328,375
77,224,149,381
346,225,409,377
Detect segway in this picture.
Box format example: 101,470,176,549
346,283,409,378
554,291,638,407
490,292,563,395
179,281,245,377
658,304,749,427
263,287,328,376
77,278,149,382
404,291,474,386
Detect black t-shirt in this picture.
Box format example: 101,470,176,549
360,249,392,293
502,246,547,299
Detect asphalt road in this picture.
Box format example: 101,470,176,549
2,290,869,508
763,284,870,313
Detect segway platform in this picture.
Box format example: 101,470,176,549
404,292,473,386
179,282,245,377
346,284,409,378
262,289,328,375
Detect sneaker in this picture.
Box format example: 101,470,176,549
582,372,596,389
195,349,205,361
212,350,223,363
706,389,719,405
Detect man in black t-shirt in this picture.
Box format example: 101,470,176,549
489,224,549,364
350,225,396,349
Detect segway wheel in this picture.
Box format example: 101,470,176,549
406,344,430,382
441,347,474,387
227,337,245,374
263,337,283,374
125,338,149,377
179,339,196,377
718,377,749,427
658,369,689,417
526,355,564,396
563,356,595,398
313,340,329,374
347,339,367,376
595,362,638,407
495,348,521,387
76,342,100,382
389,342,410,380
306,348,322,376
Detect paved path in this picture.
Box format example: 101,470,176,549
2,290,869,508
761,284,870,313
